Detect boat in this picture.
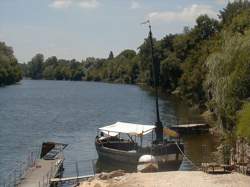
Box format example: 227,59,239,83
95,21,184,170
95,122,183,166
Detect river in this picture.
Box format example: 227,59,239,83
0,80,219,183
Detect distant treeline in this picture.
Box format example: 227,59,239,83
21,54,86,81
0,42,22,86
21,1,250,140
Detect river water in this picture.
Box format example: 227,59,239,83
0,80,219,183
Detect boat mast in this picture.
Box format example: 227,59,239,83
147,21,163,142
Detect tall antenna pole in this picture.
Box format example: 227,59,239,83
142,20,163,142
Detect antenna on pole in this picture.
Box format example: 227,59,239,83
141,20,163,143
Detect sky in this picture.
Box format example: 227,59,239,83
0,0,231,63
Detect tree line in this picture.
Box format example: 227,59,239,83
22,54,86,81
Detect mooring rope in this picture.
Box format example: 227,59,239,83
175,142,200,170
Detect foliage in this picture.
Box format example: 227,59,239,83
86,49,139,84
219,0,250,25
160,53,181,91
108,51,114,60
0,42,22,86
25,55,85,81
27,54,44,79
205,30,250,130
237,102,250,141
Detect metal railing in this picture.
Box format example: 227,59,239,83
50,159,97,186
1,149,40,187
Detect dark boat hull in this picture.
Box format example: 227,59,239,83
95,142,141,164
95,141,184,171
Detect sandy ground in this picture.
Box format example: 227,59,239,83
80,171,250,187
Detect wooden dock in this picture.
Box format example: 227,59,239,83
17,158,63,187
50,174,94,186
171,123,209,134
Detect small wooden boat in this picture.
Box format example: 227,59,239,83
95,122,184,169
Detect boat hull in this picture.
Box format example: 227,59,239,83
95,141,184,171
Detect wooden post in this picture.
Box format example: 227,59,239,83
47,172,49,187
43,175,44,187
92,159,96,175
140,136,142,147
14,169,16,186
76,161,79,185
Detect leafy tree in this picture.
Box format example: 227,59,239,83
229,9,250,34
193,15,220,41
205,31,250,130
108,51,114,60
237,102,250,141
219,0,250,25
0,41,22,86
27,53,44,79
138,38,157,85
160,53,181,91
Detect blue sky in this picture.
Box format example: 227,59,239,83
0,0,229,63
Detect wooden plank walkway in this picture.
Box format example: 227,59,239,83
171,123,209,134
50,174,94,183
17,159,63,187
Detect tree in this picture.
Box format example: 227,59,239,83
193,15,220,41
237,102,250,141
108,51,114,60
117,49,136,59
229,9,250,34
205,32,250,130
219,0,250,25
138,38,158,85
160,53,182,91
0,41,22,86
28,53,44,79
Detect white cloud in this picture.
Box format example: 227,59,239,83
78,0,99,8
49,0,72,9
148,4,218,23
49,0,99,9
131,1,140,9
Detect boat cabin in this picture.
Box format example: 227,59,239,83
96,122,155,150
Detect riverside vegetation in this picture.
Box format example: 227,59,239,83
0,42,22,86
2,1,250,142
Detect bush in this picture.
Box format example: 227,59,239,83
237,102,250,141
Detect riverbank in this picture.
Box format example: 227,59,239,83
80,171,250,187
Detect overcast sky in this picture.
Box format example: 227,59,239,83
0,0,230,63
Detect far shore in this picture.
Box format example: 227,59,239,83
80,171,250,187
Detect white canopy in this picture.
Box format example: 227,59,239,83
99,121,155,136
